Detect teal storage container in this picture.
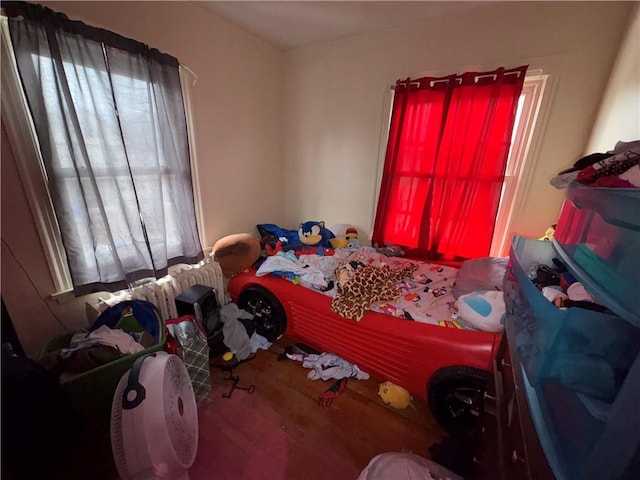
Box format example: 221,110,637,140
553,183,640,325
504,235,640,480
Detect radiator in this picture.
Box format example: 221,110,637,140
86,259,227,323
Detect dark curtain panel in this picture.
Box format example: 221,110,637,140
6,2,203,295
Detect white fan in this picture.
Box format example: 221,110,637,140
111,352,199,480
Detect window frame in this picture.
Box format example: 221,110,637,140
0,17,205,300
490,74,548,256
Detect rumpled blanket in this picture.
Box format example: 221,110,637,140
256,251,330,291
331,264,418,321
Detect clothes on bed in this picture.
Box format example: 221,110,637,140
331,264,418,321
256,251,331,291
256,245,463,327
299,248,354,289
368,259,458,325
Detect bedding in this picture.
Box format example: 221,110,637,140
256,246,464,327
331,263,418,321
456,290,506,332
451,256,508,299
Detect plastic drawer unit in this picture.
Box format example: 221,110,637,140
553,183,640,324
504,235,640,480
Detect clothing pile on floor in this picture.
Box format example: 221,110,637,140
218,303,273,361
283,345,370,407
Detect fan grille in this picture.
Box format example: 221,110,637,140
111,371,130,477
164,355,199,465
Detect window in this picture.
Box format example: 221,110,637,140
373,71,547,259
490,75,547,256
1,9,204,297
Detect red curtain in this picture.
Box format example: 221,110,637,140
372,65,527,261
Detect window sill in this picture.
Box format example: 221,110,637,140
50,289,75,305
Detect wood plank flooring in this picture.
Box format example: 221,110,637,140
58,338,446,479
190,338,445,480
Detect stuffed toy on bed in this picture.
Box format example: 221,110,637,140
329,223,359,249
260,221,335,256
299,221,335,248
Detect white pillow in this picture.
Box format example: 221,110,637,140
457,290,506,332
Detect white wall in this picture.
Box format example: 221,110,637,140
2,1,635,355
586,4,640,153
282,1,633,242
1,1,285,355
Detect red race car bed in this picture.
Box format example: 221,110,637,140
228,247,502,432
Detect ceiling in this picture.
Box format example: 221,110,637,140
199,1,494,51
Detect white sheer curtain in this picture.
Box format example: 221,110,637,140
7,2,203,295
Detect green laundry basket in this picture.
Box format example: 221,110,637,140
42,300,166,435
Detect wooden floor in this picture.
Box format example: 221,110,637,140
190,339,445,480
60,338,446,480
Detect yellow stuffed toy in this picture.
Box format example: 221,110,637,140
329,224,359,249
378,381,413,409
539,224,556,242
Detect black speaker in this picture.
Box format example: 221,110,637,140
175,284,222,350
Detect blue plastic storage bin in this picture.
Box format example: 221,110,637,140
504,236,640,480
553,183,640,325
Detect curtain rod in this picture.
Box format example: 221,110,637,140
1,11,200,86
180,64,198,86
389,68,544,90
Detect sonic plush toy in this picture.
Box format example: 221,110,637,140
298,221,335,253
264,221,336,256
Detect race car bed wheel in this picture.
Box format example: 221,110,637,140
427,366,488,436
238,286,287,342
